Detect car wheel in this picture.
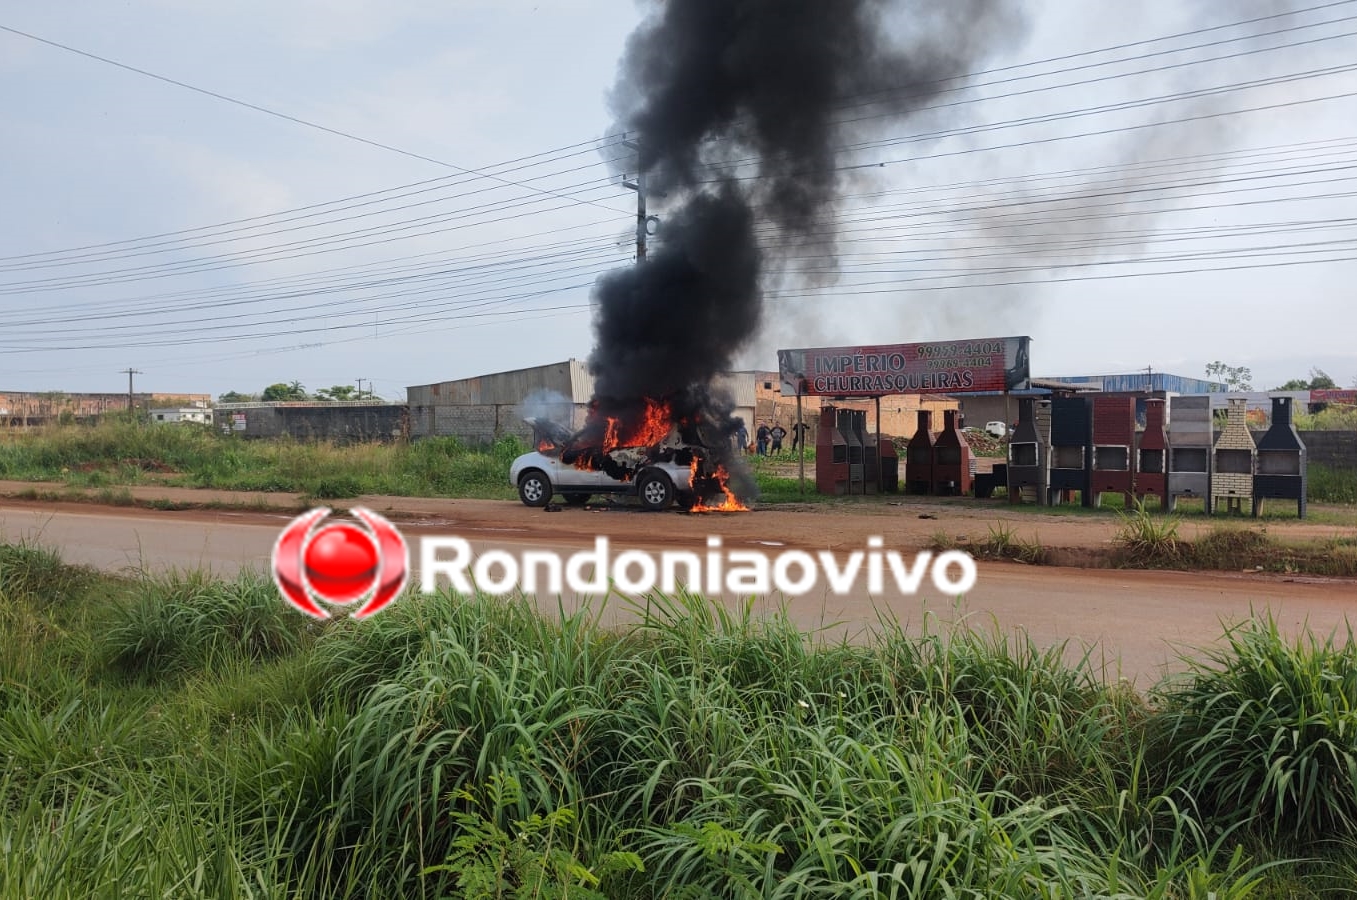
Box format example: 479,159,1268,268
637,471,674,511
518,470,552,507
563,493,590,506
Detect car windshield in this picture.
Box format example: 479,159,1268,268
526,417,574,452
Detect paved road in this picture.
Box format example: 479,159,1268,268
3,502,1353,686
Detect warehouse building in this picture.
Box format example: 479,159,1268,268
407,359,756,445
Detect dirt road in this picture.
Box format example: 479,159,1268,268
3,496,1353,686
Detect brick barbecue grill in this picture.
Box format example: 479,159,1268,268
1167,395,1211,512
931,410,973,496
1211,397,1255,514
906,411,933,495
1090,395,1136,508
815,406,881,495
878,436,900,494
814,407,849,495
1006,397,1048,505
1048,396,1093,507
1252,395,1306,518
1135,398,1168,510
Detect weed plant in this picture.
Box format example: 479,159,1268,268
1115,499,1184,565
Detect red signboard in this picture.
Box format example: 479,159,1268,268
778,336,1031,397
1311,389,1357,406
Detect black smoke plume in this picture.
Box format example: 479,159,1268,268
580,0,1023,492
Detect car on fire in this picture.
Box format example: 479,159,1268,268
509,416,722,511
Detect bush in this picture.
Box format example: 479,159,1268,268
1153,614,1357,841
101,570,313,680
1114,500,1183,566
0,542,94,607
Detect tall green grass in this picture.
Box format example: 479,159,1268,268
2,541,1355,896
0,421,524,499
1309,463,1357,505
1154,614,1357,843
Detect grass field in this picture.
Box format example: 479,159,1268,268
0,422,523,501
3,540,1356,897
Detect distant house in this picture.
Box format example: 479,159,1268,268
151,407,213,425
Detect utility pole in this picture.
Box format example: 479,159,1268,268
356,377,366,400
622,135,648,263
121,368,142,419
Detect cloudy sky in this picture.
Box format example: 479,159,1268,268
3,0,1355,400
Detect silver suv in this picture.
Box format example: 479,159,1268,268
509,417,718,511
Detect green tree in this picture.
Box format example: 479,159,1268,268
315,384,357,401
262,382,308,401
1204,360,1252,392
1272,368,1337,391
217,390,257,403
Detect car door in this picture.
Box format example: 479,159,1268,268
546,452,606,492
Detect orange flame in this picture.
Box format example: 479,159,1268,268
688,459,749,512
632,397,674,447
602,417,621,452
594,397,673,451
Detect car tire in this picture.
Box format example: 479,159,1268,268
563,493,590,506
676,491,695,511
636,470,674,511
518,470,552,507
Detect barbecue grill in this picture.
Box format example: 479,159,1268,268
906,410,933,495
814,406,879,495
814,406,848,495
931,410,972,496
878,437,900,493
1134,398,1168,510
841,408,867,494
1252,395,1306,518
1006,397,1047,505
1167,395,1211,512
1090,395,1135,508
853,410,880,495
1048,396,1093,507
1211,397,1255,515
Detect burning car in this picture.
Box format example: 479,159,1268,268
509,408,745,512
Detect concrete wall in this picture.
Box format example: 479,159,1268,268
408,359,591,442
419,403,593,445
217,403,406,443
1293,430,1356,470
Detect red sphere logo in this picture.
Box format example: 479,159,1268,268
271,507,409,619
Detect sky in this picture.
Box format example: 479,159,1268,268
2,0,1355,401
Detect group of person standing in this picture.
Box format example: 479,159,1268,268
730,418,809,456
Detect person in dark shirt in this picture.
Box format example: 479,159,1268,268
791,420,810,451
770,423,787,453
733,418,749,454
756,423,771,455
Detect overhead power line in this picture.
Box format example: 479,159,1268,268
4,0,1355,267
0,23,630,214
